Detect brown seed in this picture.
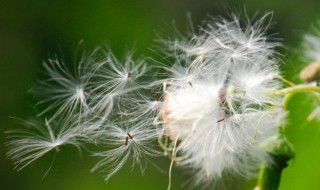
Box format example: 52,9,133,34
217,118,225,123
127,133,133,139
55,146,61,152
218,88,227,106
156,93,160,101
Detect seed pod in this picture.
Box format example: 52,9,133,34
299,62,320,82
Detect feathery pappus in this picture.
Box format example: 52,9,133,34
6,12,286,189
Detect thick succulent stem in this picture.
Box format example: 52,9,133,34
256,134,294,190
256,154,290,190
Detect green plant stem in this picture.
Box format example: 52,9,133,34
274,85,320,95
257,82,320,189
282,93,295,109
256,134,294,190
257,156,287,190
276,76,296,87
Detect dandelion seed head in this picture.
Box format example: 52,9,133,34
7,11,286,189
157,12,283,185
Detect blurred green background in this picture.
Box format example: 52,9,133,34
1,0,320,189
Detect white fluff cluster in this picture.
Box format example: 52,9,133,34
159,13,283,184
7,13,285,188
302,22,320,62
7,50,159,178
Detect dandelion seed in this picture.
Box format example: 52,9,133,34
31,52,97,122
6,119,83,171
88,51,149,121
91,124,160,181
